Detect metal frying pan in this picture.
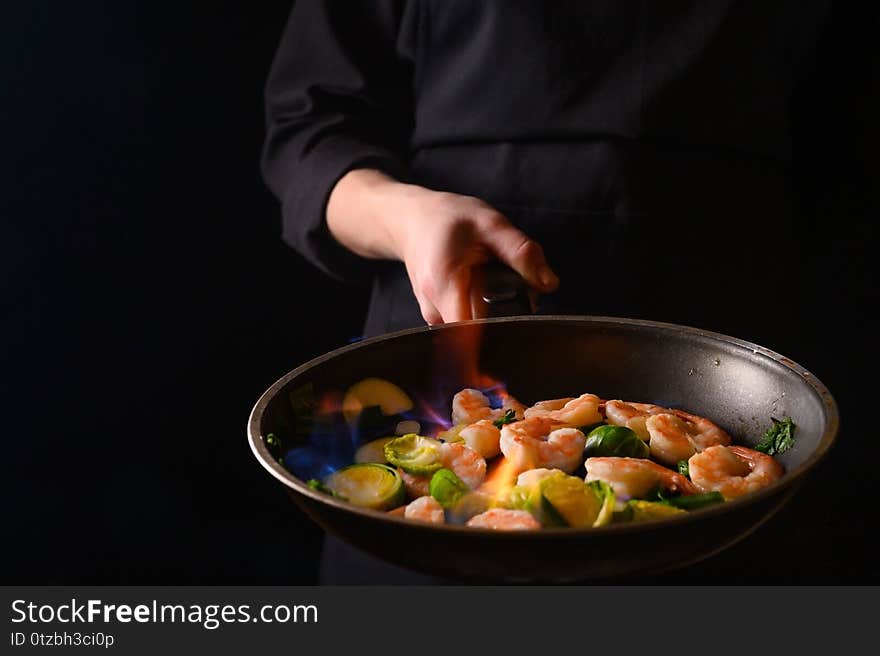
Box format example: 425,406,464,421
247,315,838,583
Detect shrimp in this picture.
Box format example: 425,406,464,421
516,468,564,488
500,418,586,474
451,388,526,425
466,508,541,530
688,445,783,500
404,496,445,524
452,389,495,425
397,442,486,497
524,393,602,428
646,410,732,466
439,442,487,489
398,467,431,499
498,392,527,420
669,409,732,450
604,400,670,441
584,457,697,499
458,419,501,459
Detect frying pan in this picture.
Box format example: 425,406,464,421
248,314,838,583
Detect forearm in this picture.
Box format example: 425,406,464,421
326,168,425,262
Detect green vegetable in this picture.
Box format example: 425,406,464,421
497,485,532,512
677,460,690,478
538,474,616,528
648,487,725,511
265,433,284,460
625,500,687,522
447,491,494,524
755,416,797,456
322,463,404,510
583,425,650,459
586,480,616,527
307,478,343,498
429,468,469,508
492,408,516,428
663,492,724,510
289,382,316,437
383,434,443,475
354,437,394,464
578,421,606,434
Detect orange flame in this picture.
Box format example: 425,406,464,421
479,451,521,498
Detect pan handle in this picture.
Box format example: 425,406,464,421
480,261,532,318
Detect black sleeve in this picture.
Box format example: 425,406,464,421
261,0,414,283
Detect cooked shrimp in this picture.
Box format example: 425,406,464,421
452,389,495,425
458,419,501,459
646,414,697,465
404,496,445,524
585,457,697,499
451,388,526,425
688,445,783,500
466,508,541,530
439,442,487,489
500,418,586,474
524,393,602,428
646,410,732,466
516,468,563,488
398,467,430,499
604,400,670,441
499,393,527,420
669,409,732,450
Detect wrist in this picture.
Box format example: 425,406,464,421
328,168,432,261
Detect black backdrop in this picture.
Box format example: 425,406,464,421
3,2,877,584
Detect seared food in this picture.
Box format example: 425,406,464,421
300,381,795,530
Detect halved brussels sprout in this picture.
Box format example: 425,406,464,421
383,434,443,476
624,500,686,522
321,463,405,510
533,474,617,528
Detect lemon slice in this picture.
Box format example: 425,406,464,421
342,378,414,425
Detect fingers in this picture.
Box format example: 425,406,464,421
481,213,559,293
415,293,443,325
434,269,473,323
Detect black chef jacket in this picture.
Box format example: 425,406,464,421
262,0,833,350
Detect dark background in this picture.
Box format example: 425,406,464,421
3,2,877,584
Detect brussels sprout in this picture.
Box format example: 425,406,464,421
497,485,533,512
537,474,615,528
429,468,469,508
322,463,405,510
447,491,494,524
583,425,650,459
586,480,616,527
383,434,443,475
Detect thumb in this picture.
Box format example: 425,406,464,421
481,214,559,292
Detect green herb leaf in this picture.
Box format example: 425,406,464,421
664,492,724,510
677,460,690,478
492,408,516,428
755,416,797,456
307,478,345,499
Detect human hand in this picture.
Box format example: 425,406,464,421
327,169,559,324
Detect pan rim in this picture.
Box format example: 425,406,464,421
247,315,839,538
